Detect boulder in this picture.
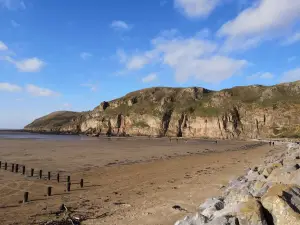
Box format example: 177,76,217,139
236,199,268,225
199,197,224,219
267,167,300,185
206,216,238,225
174,213,206,225
246,170,260,181
261,184,300,225
224,185,253,208
249,180,270,198
261,163,282,178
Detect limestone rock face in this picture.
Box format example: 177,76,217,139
261,184,300,225
25,82,300,139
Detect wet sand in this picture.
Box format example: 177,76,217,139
0,137,283,225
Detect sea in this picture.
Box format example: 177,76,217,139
0,130,83,140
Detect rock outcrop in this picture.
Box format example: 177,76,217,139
25,81,300,139
174,142,300,225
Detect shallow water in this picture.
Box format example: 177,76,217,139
0,130,82,140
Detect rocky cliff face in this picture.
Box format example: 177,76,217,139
25,81,300,139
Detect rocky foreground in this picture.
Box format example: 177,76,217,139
25,81,300,139
174,142,300,225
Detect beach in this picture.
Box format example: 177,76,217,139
0,136,283,225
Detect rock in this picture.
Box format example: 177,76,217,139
206,216,238,225
236,199,268,225
199,198,224,219
267,167,300,185
174,213,207,225
246,170,260,181
261,184,300,225
224,185,253,208
261,163,282,178
249,180,269,198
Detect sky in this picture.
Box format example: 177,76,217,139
1,0,300,128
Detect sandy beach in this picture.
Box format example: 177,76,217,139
0,137,284,225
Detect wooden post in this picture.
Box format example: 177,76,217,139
0,161,1,168
39,170,42,179
48,172,51,180
22,165,26,175
4,162,7,170
66,182,71,192
15,164,19,173
57,173,60,183
67,175,70,183
11,163,14,172
47,187,52,196
23,192,29,203
31,168,34,177
80,179,84,188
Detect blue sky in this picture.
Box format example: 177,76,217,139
1,0,300,128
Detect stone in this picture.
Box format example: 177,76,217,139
174,213,206,225
267,167,300,185
249,180,269,198
261,184,300,225
236,199,268,225
224,185,253,208
262,163,282,178
199,198,224,219
206,216,238,225
246,170,260,181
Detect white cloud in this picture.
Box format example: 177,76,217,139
119,30,248,84
281,68,300,83
0,0,26,10
283,32,300,45
142,73,157,83
11,20,20,27
0,82,22,92
26,84,60,97
111,20,132,31
81,83,98,92
0,41,8,51
80,52,92,60
174,0,220,18
127,55,152,70
2,56,45,72
218,0,300,51
16,57,45,72
247,72,274,80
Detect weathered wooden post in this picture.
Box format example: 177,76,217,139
31,168,34,177
48,172,51,180
11,163,14,172
47,187,52,196
80,179,84,188
66,182,71,192
39,170,42,179
23,192,29,203
57,173,60,183
4,162,7,170
0,161,1,168
67,175,70,183
15,164,19,173
22,165,26,175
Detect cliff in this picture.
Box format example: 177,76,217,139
25,81,300,139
